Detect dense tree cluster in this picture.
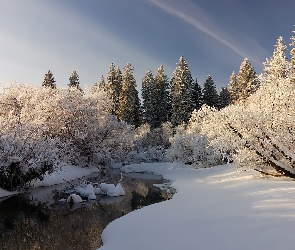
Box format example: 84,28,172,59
169,30,295,178
2,27,295,190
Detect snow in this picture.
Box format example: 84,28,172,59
67,194,83,203
29,163,100,187
99,162,295,250
0,188,18,198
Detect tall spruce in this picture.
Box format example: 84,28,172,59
263,36,289,85
118,63,141,127
202,75,219,108
191,78,203,110
228,71,239,104
106,63,122,116
141,70,154,125
218,86,230,109
93,75,105,92
153,65,171,128
42,70,56,89
170,56,194,126
236,58,260,101
68,70,81,91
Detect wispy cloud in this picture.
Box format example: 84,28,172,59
148,0,269,67
0,1,163,87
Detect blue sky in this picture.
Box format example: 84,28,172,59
0,0,295,92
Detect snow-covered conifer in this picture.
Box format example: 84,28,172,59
290,29,295,84
141,70,154,125
262,36,289,85
228,71,239,104
236,58,260,101
118,63,141,127
68,70,82,91
202,75,219,108
42,70,56,89
105,63,122,116
153,65,171,128
170,56,195,126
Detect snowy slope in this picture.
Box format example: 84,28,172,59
99,163,295,250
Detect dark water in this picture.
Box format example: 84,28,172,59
0,170,172,250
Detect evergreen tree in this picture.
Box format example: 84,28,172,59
42,70,56,89
92,75,105,92
118,63,141,127
191,78,203,110
68,70,81,91
228,71,239,104
263,36,289,85
153,65,171,128
290,29,295,84
218,86,230,109
236,58,260,101
105,63,122,116
170,56,195,126
141,70,154,125
202,75,219,108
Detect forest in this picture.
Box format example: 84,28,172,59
1,30,295,190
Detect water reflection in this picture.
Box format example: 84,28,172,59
0,173,172,250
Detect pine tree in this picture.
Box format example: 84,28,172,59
118,63,141,127
263,36,289,85
228,71,239,104
153,65,171,128
218,86,230,109
170,56,195,126
68,70,82,91
141,70,154,125
290,29,295,84
92,75,105,92
236,58,260,101
191,78,203,110
202,75,219,108
105,63,122,116
42,70,56,89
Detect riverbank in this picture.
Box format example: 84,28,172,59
99,163,295,250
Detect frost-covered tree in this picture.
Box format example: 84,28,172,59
236,58,260,101
228,71,239,104
170,56,195,126
92,75,105,93
68,70,82,91
191,78,203,110
202,75,219,108
42,70,56,89
0,83,136,189
118,63,141,127
290,29,295,84
141,70,154,125
105,63,122,116
262,36,289,85
218,86,230,109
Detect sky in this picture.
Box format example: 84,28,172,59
0,0,295,92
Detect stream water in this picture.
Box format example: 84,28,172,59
0,170,172,250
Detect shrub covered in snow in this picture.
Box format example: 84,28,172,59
0,84,135,189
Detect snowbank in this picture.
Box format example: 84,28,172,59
99,163,295,250
0,188,18,198
30,164,100,187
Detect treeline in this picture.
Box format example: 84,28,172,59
168,33,295,178
41,56,259,129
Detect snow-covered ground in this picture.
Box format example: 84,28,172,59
99,163,295,250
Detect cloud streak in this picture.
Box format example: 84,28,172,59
148,0,269,67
